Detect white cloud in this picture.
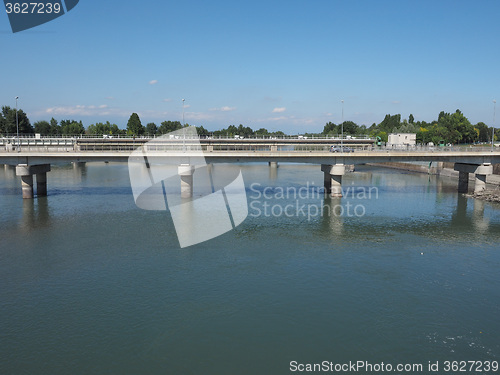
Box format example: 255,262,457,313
105,96,114,100
44,105,129,117
272,107,286,113
162,98,173,102
149,80,158,85
270,116,288,121
184,112,216,121
209,106,236,112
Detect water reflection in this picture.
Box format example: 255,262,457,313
321,195,344,236
21,197,51,231
268,162,278,180
473,198,489,233
72,161,87,183
3,164,16,179
448,194,490,234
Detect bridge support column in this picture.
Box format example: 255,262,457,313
21,175,34,199
36,172,48,197
454,163,493,194
321,164,332,194
268,161,278,168
178,164,195,198
458,171,469,193
474,163,493,193
16,164,51,199
321,164,345,197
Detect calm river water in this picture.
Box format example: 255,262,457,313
1,162,499,375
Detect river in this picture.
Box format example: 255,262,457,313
1,162,499,374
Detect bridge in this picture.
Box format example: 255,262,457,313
1,137,499,199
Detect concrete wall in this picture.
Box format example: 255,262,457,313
372,161,500,185
368,162,442,175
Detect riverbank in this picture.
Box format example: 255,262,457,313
465,189,500,202
368,162,500,185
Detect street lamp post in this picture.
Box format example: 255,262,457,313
341,100,344,150
15,96,19,152
493,100,496,151
182,98,185,126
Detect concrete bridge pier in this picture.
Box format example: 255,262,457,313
321,164,346,197
458,171,469,193
454,163,493,194
178,164,195,198
36,172,48,196
15,164,51,199
321,164,332,194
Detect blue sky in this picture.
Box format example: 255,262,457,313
1,0,499,133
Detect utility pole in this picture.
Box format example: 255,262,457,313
493,100,496,151
341,100,344,150
16,96,20,152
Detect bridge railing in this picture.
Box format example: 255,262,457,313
1,136,498,153
1,133,376,140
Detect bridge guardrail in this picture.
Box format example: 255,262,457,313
1,136,498,154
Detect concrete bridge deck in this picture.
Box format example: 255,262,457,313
1,147,500,199
0,149,499,165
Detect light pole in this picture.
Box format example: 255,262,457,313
493,99,496,151
15,96,19,152
341,99,344,150
182,98,185,126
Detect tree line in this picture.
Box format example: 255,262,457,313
322,110,498,144
1,105,498,144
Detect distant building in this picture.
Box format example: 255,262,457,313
387,133,416,148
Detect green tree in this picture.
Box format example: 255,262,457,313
255,128,270,136
475,122,490,143
323,121,338,135
409,114,415,124
416,127,429,144
87,121,121,136
237,124,254,137
49,118,61,135
158,120,182,135
0,106,33,134
340,121,359,135
227,125,238,136
146,122,157,136
269,130,285,137
378,114,401,133
34,120,51,135
450,110,477,144
60,120,85,135
195,125,209,137
127,113,144,135
88,122,109,135
376,131,388,143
